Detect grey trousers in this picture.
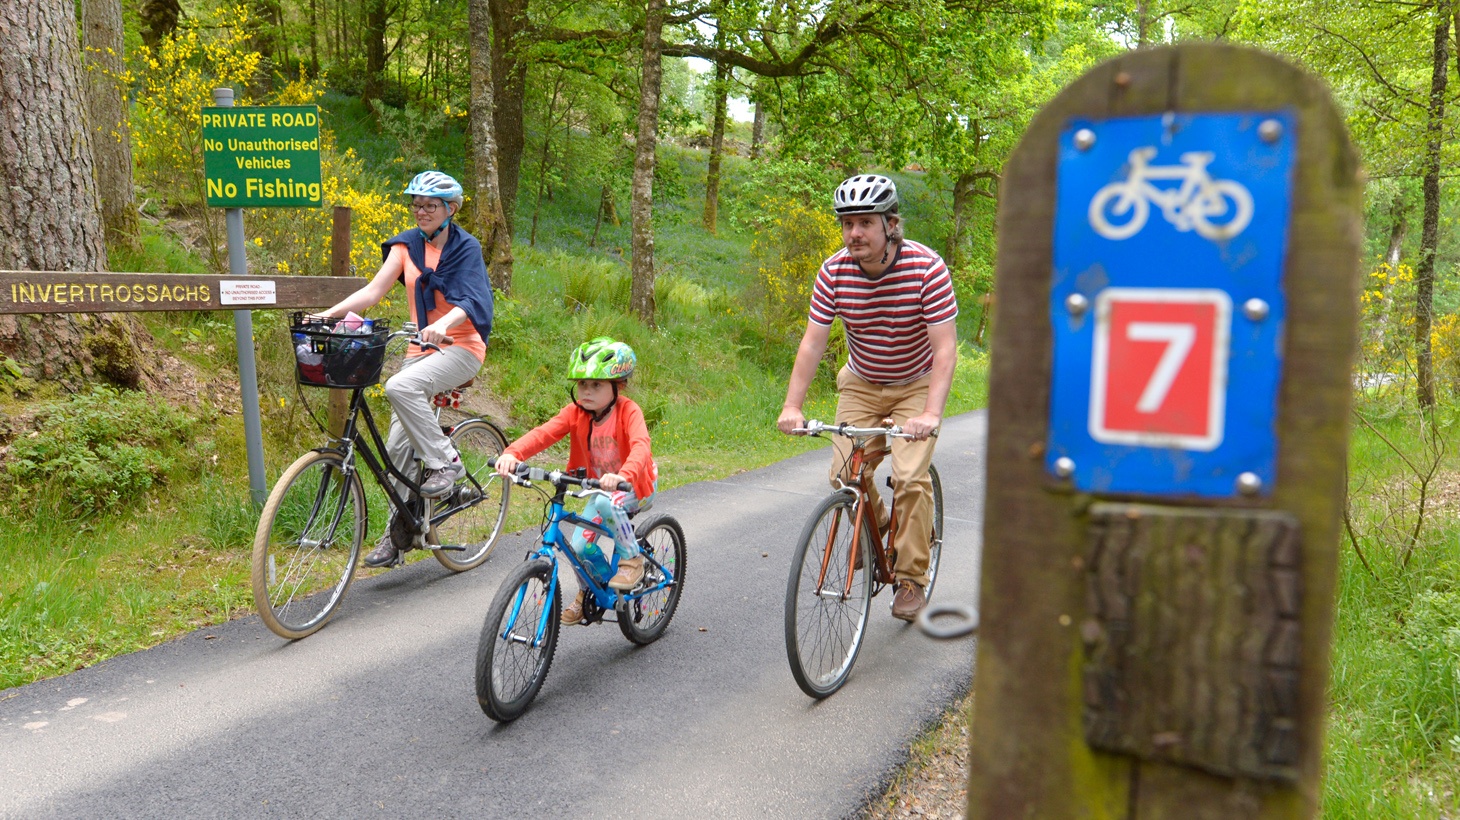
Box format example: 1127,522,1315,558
383,346,482,500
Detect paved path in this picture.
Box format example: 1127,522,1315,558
0,412,986,819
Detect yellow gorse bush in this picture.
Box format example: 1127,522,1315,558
753,196,842,347
117,6,414,277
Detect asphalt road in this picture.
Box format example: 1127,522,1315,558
0,411,986,819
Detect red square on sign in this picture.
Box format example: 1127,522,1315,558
1089,288,1230,451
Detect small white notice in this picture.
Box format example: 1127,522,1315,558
219,279,278,306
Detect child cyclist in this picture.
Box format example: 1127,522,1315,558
493,338,658,624
312,170,494,568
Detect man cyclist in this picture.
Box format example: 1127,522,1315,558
314,170,494,568
776,174,957,621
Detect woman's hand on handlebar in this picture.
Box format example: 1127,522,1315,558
419,322,455,348
493,453,520,477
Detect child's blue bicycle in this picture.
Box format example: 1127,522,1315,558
475,462,686,722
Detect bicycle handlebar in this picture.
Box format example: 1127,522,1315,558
793,419,938,439
486,457,632,493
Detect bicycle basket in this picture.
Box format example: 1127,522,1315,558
291,312,392,388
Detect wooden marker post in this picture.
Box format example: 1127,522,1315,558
969,44,1361,817
328,206,354,438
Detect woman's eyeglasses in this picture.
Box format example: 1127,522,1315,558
412,201,443,214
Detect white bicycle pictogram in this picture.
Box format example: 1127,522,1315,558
1087,146,1254,241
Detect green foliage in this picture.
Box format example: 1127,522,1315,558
2,387,200,517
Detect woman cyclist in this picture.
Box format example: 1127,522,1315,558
314,170,495,568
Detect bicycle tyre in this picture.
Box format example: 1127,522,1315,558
251,451,367,639
784,492,873,699
618,514,686,645
476,558,560,722
922,464,945,600
432,419,511,572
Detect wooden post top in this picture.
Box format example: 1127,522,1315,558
968,43,1361,819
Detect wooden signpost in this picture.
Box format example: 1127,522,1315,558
0,270,359,314
969,44,1361,817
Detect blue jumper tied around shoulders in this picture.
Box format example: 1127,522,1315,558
381,226,494,341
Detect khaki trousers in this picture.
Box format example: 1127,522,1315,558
829,366,937,586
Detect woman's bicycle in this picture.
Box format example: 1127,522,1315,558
250,316,512,640
784,420,944,698
475,462,685,722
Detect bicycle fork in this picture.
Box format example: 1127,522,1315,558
500,569,557,648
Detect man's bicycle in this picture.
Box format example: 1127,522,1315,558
250,316,511,640
475,462,685,722
784,420,944,698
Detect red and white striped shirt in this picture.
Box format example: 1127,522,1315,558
808,240,958,385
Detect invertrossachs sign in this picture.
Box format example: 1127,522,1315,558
0,271,361,314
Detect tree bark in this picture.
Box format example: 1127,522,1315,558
630,0,666,325
703,60,730,234
139,0,182,47
751,100,765,158
81,0,138,252
468,0,514,294
0,0,150,389
489,0,529,234
1414,0,1451,411
362,0,389,105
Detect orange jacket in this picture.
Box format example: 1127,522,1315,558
503,397,657,498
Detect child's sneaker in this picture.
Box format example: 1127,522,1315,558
608,555,645,590
560,590,586,625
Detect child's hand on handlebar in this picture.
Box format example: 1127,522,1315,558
599,472,631,493
493,453,520,477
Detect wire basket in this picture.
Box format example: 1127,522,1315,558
291,312,392,388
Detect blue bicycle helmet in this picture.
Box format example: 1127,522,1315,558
404,171,463,240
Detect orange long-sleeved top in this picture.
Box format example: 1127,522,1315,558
502,397,657,499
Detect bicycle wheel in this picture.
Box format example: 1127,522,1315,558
251,451,367,639
784,492,873,698
432,418,511,572
922,464,945,600
618,514,686,646
476,558,560,722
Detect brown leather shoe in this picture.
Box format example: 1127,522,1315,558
891,579,926,622
608,555,646,590
560,590,586,625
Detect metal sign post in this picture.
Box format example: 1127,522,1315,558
207,87,327,506
968,44,1362,818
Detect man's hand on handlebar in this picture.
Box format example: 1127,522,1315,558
777,405,807,436
902,412,941,441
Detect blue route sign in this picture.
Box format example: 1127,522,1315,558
1047,111,1296,498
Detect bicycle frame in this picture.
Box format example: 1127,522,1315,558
818,440,899,601
498,470,677,646
328,387,483,540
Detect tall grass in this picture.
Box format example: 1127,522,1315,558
1325,407,1460,816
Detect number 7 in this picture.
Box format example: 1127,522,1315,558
1126,321,1196,413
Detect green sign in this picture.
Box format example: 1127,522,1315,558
201,105,322,208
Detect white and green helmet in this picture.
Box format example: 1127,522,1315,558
567,337,636,381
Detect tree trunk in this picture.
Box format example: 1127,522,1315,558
1415,0,1451,411
0,0,150,389
751,100,765,159
601,184,619,226
81,0,138,252
949,172,976,272
630,0,666,325
1386,205,1407,267
362,0,388,105
703,60,730,234
489,0,529,234
468,0,514,294
139,0,182,47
